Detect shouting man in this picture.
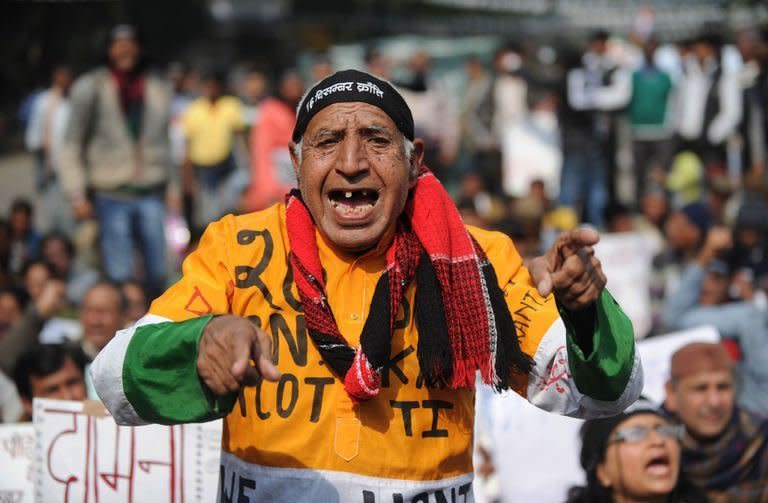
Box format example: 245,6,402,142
92,69,642,501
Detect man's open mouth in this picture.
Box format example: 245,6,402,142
328,189,379,218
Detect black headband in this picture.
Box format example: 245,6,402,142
292,69,414,143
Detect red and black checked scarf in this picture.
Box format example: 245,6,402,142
285,169,532,401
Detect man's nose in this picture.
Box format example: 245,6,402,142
706,389,724,408
337,136,368,177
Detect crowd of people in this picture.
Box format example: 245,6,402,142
2,19,768,502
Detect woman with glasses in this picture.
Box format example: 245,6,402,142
566,402,707,503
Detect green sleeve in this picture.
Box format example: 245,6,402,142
122,315,237,424
560,290,636,401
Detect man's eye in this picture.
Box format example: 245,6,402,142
317,138,337,147
370,137,390,145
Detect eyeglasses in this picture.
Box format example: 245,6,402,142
609,424,683,444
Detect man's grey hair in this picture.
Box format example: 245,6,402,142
292,136,414,166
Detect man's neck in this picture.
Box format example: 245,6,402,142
316,225,397,265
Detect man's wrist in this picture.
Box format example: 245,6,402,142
559,301,597,357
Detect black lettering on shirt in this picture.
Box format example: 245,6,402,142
220,465,236,502
434,487,455,503
276,373,299,418
234,229,278,309
237,389,247,417
390,400,419,437
522,289,546,306
421,400,452,438
393,297,411,330
237,475,256,503
270,313,307,367
381,345,414,388
513,319,529,338
458,482,472,501
305,376,334,423
236,229,261,245
255,379,270,420
514,305,533,322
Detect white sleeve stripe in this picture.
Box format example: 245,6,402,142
575,351,643,418
90,313,172,426
525,318,643,419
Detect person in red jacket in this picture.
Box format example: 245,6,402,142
246,70,304,211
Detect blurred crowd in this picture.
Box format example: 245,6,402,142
3,19,768,502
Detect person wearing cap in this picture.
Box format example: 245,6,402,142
664,342,768,502
662,225,768,415
566,400,706,503
91,69,642,500
59,24,175,300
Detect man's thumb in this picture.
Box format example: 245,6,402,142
529,257,553,297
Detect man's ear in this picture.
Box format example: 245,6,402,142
664,379,677,413
408,139,425,186
288,141,301,181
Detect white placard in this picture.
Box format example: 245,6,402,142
0,423,35,503
33,399,222,503
501,120,562,199
477,390,584,503
595,232,656,339
475,325,721,502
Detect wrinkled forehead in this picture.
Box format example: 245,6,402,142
303,102,399,137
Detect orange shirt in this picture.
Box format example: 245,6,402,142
93,203,640,500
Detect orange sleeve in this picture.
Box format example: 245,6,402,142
150,216,236,321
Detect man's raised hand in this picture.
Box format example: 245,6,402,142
197,315,281,395
529,227,607,311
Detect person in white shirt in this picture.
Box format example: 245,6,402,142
25,65,75,234
559,31,631,228
675,33,742,170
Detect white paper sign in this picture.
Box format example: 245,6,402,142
501,120,562,199
0,423,35,503
475,325,721,502
595,232,656,339
476,390,584,503
33,399,222,503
